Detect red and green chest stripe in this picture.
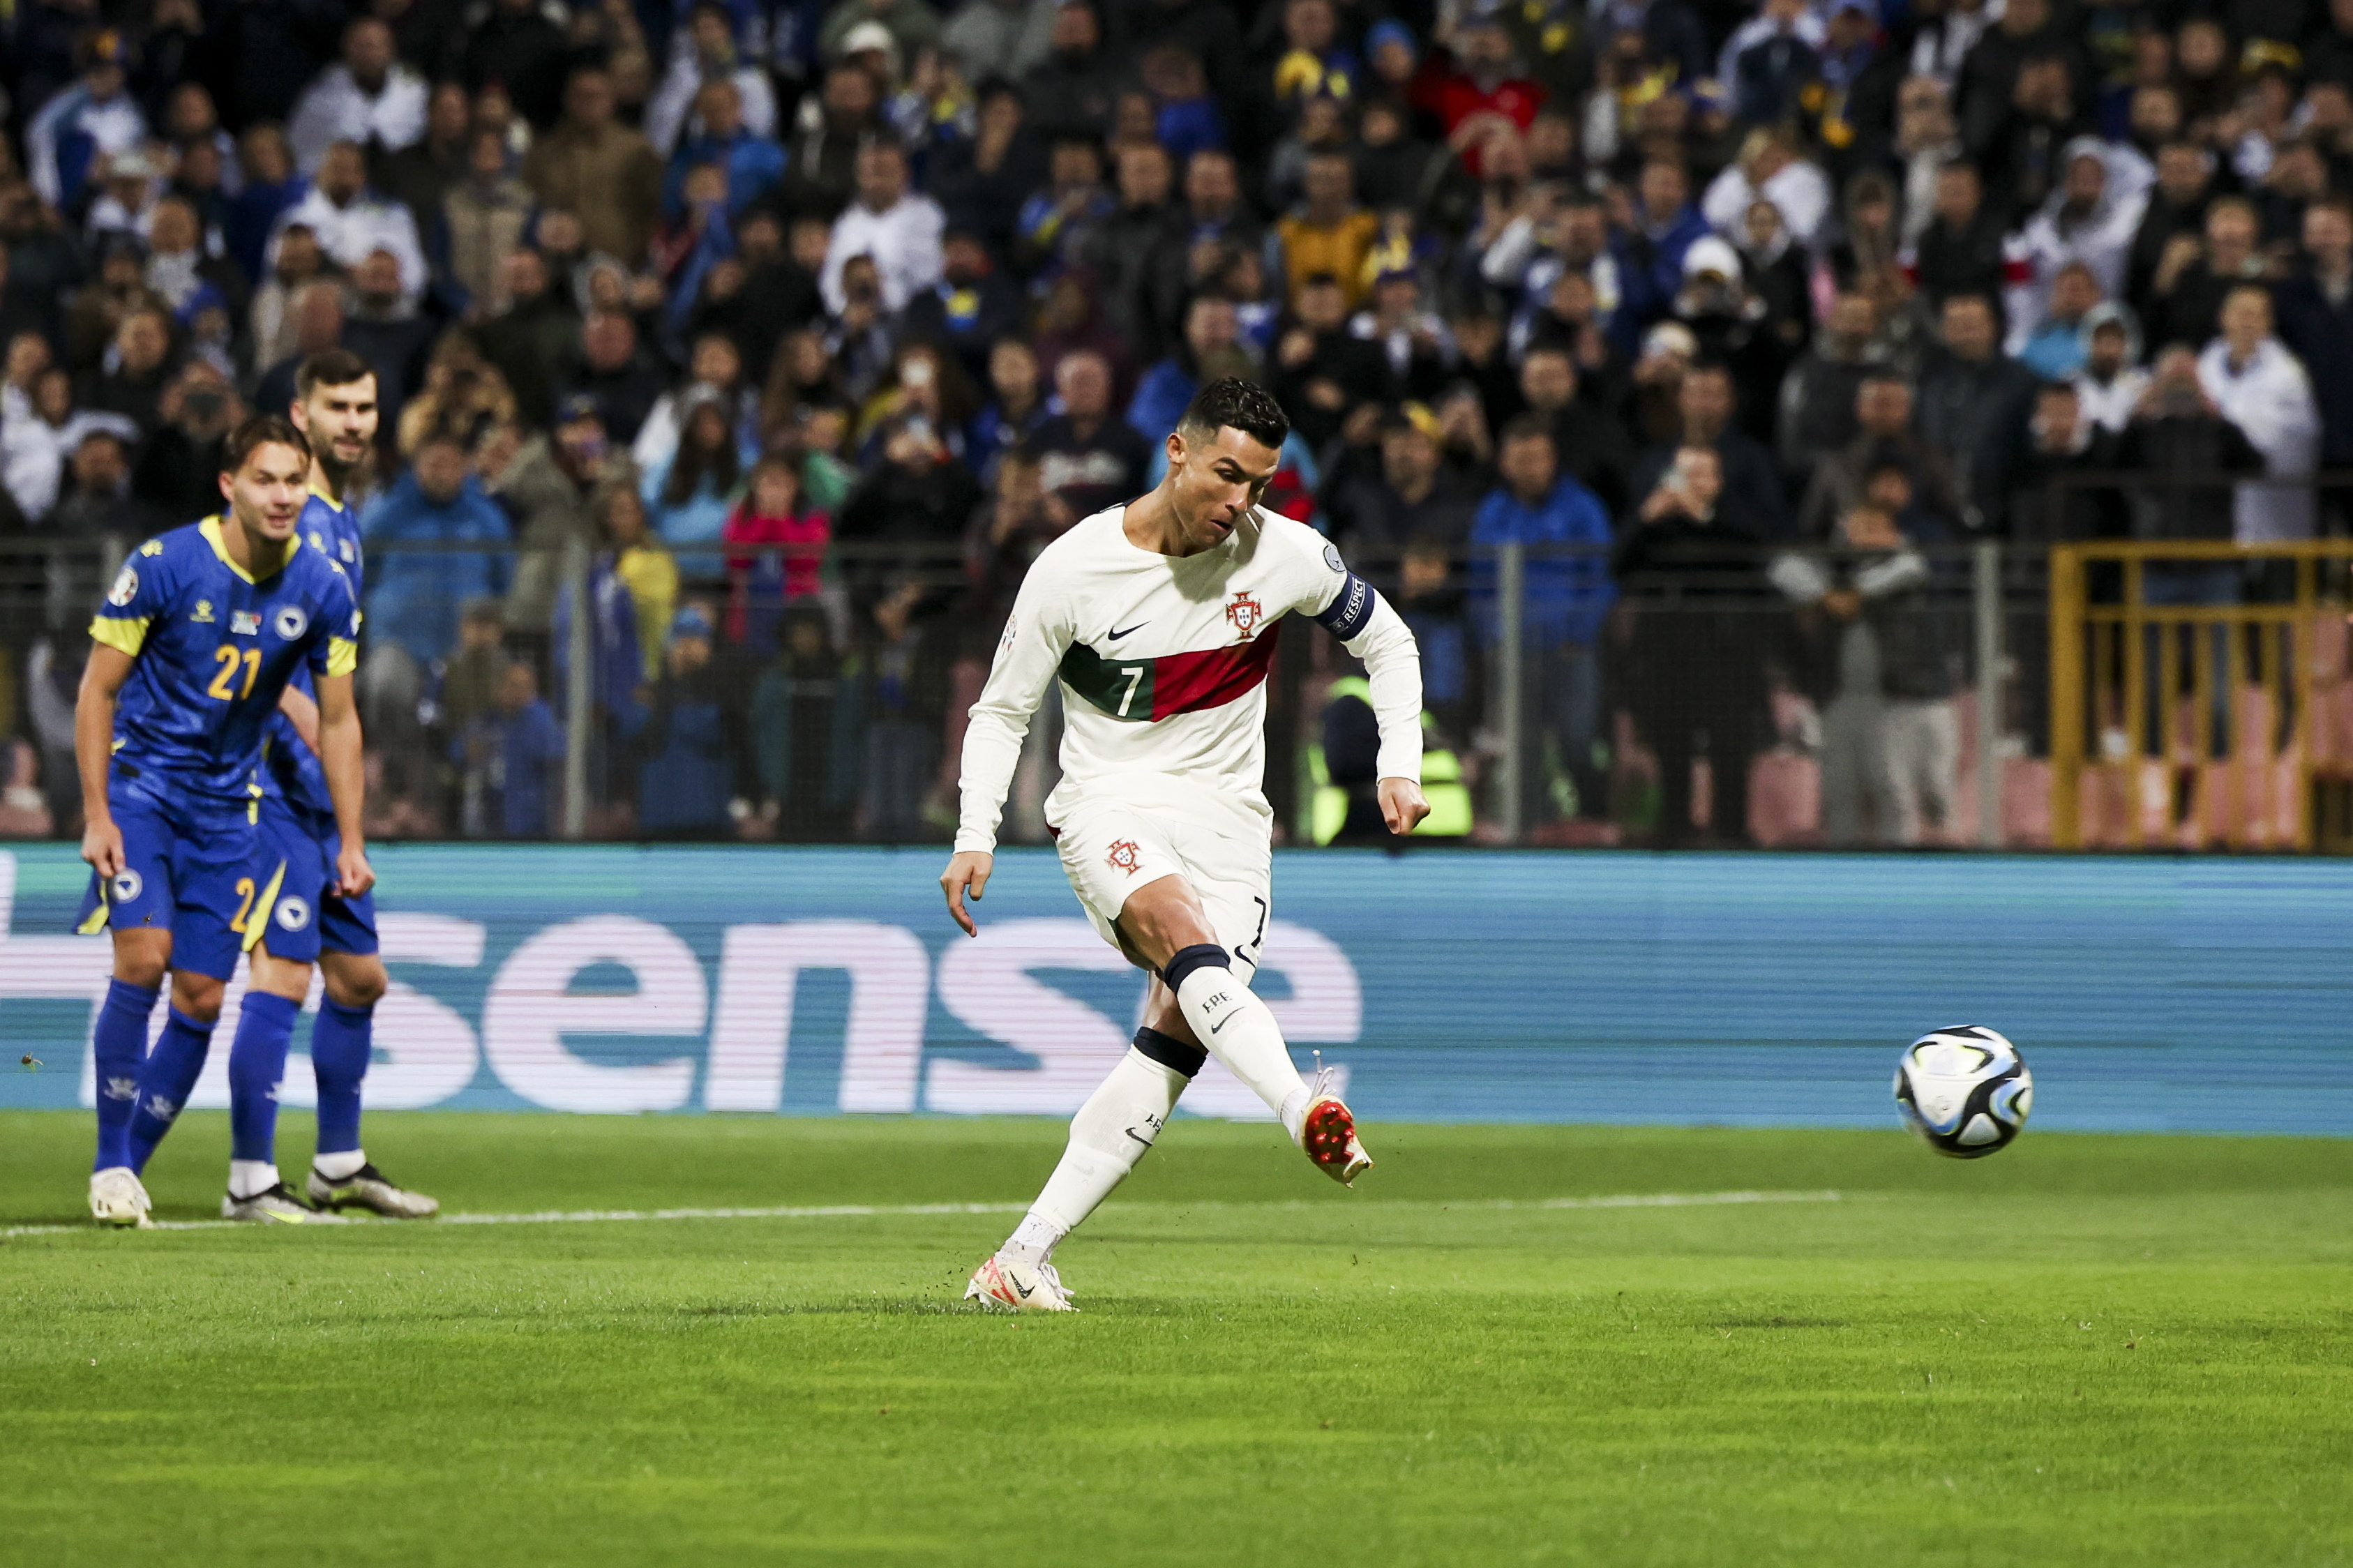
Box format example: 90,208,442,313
1058,623,1284,722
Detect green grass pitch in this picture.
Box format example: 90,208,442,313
3,1110,2350,1567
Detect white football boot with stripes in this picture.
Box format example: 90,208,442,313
89,1166,154,1228
964,1253,1076,1312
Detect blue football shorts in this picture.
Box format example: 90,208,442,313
246,795,379,965
73,778,260,981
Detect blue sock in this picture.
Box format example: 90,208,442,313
227,992,301,1165
310,999,373,1157
91,979,160,1172
126,1006,216,1174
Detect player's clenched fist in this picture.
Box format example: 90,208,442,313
940,850,993,937
1378,777,1431,836
80,818,126,880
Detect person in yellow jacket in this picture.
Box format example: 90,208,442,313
1309,674,1472,843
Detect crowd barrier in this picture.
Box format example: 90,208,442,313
3,845,2347,1133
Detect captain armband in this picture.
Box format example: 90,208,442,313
1312,572,1376,640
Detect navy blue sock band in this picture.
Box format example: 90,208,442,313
1161,943,1230,995
1132,1026,1207,1079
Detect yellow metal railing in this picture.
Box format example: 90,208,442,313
2050,541,2353,852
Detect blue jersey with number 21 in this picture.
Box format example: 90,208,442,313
91,517,361,806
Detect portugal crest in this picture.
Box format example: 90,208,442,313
1106,840,1142,875
1225,591,1265,641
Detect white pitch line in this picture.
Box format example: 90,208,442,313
0,1190,1839,1241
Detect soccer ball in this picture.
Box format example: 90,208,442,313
1893,1027,2033,1159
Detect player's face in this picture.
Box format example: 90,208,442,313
1171,425,1281,547
294,375,379,478
220,442,310,543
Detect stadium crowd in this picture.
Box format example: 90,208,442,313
1,0,2348,846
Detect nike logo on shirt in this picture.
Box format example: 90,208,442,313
1106,622,1147,640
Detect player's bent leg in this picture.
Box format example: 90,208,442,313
306,951,435,1219
965,1028,1205,1313
1125,879,1373,1186
220,943,342,1224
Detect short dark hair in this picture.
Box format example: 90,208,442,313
294,348,375,401
1498,412,1555,448
220,414,310,474
1176,377,1289,451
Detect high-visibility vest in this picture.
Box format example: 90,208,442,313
1306,677,1474,843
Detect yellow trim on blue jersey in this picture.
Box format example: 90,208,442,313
77,899,111,935
89,615,149,656
326,637,359,678
198,515,299,585
241,859,289,954
306,478,348,513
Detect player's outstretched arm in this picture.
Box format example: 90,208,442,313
1314,544,1430,837
315,671,375,898
940,850,993,937
74,645,136,878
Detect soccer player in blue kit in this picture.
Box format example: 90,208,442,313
75,416,371,1227
217,352,435,1220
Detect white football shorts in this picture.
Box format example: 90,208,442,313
1052,794,1272,979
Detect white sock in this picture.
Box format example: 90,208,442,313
1002,1048,1189,1265
313,1148,366,1180
228,1159,280,1200
1171,956,1309,1134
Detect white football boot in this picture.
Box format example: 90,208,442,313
222,1183,345,1223
964,1253,1077,1312
1298,1059,1373,1186
89,1166,154,1229
306,1163,439,1219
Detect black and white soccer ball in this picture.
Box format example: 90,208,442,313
1893,1027,2033,1159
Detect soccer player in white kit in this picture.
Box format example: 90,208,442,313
941,379,1430,1312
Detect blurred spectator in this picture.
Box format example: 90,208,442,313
1517,344,1633,516
476,250,582,425
81,306,174,431
455,659,565,838
1392,534,1475,742
635,333,758,474
1911,160,2006,308
289,17,430,176
1017,135,1115,277
50,428,165,541
1775,290,1883,482
341,249,435,435
2126,142,2218,319
1021,1,1116,144
1323,404,1478,555
1471,417,1616,824
843,579,949,840
723,455,831,655
1614,446,1768,847
1270,272,1386,450
375,83,473,229
780,63,890,220
249,227,332,378
1702,128,1831,251
1916,293,2036,532
928,77,1051,259
2197,286,2320,543
363,430,513,675
144,197,248,331
966,337,1051,481
1028,350,1146,526
27,31,146,213
599,483,678,682
463,0,573,130
944,0,1059,82
2150,197,2271,354
666,80,786,220
275,142,428,305
649,3,782,157
63,234,165,374
2002,140,2147,354
1798,368,1963,542
837,411,985,549
1630,361,1789,541
495,395,625,632
750,607,857,838
566,312,667,450
822,0,944,66
442,127,536,318
2273,198,2353,477
901,227,1025,383
821,142,945,313
3,368,137,520
1611,160,1711,338
227,127,310,289
622,605,749,837
398,331,519,456
130,362,243,518
1278,151,1380,310
1773,501,1957,845
642,392,746,566
2112,346,2263,545
2006,380,2122,545
2070,306,2149,434
523,69,663,266
1128,295,1247,444
2017,262,2103,379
